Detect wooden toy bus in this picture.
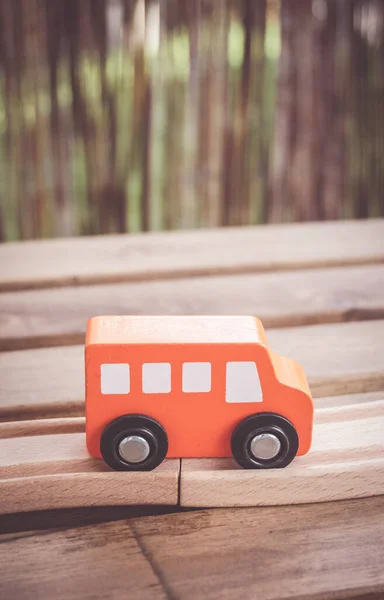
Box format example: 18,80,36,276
85,316,314,471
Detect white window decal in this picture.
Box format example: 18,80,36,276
142,363,171,394
225,362,262,403
182,362,211,393
101,363,130,395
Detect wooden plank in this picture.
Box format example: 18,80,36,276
267,320,384,397
315,397,384,423
0,344,84,421
0,521,167,599
1,391,380,438
180,404,384,506
0,417,84,439
131,497,384,600
0,394,382,513
0,430,179,513
1,264,384,351
0,391,380,436
1,500,383,600
0,469,178,515
1,320,383,421
315,390,384,408
1,219,383,291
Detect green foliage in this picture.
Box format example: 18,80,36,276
0,0,382,241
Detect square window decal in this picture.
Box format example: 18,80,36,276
142,363,171,394
101,363,130,395
182,362,211,393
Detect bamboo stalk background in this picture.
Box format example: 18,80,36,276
0,0,383,241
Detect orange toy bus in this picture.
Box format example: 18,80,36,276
85,316,313,471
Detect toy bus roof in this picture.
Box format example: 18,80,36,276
86,316,267,346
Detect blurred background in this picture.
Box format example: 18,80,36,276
0,0,383,241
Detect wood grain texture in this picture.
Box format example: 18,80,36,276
0,392,378,439
0,432,179,513
1,392,380,438
1,220,383,599
315,396,384,423
1,219,383,291
0,521,168,600
0,468,178,515
180,402,384,507
0,344,84,420
0,417,84,439
1,499,383,600
131,497,384,600
0,394,382,513
268,320,384,397
1,320,383,421
315,390,384,408
1,264,384,351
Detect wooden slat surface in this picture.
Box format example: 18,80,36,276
0,427,179,513
0,393,382,513
267,320,384,397
0,455,179,514
0,220,383,598
180,402,384,507
132,498,384,600
2,497,382,600
316,390,384,409
1,264,384,351
0,521,168,600
1,220,383,291
0,417,84,439
1,391,380,438
1,320,383,421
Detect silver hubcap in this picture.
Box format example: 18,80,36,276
118,435,150,463
249,432,281,461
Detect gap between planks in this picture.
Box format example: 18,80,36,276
1,264,384,352
0,393,383,513
1,220,383,292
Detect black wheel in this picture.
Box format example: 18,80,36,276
100,414,168,471
231,412,299,469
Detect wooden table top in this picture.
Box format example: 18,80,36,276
0,219,383,600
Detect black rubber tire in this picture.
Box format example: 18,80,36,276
231,412,299,469
100,414,168,471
